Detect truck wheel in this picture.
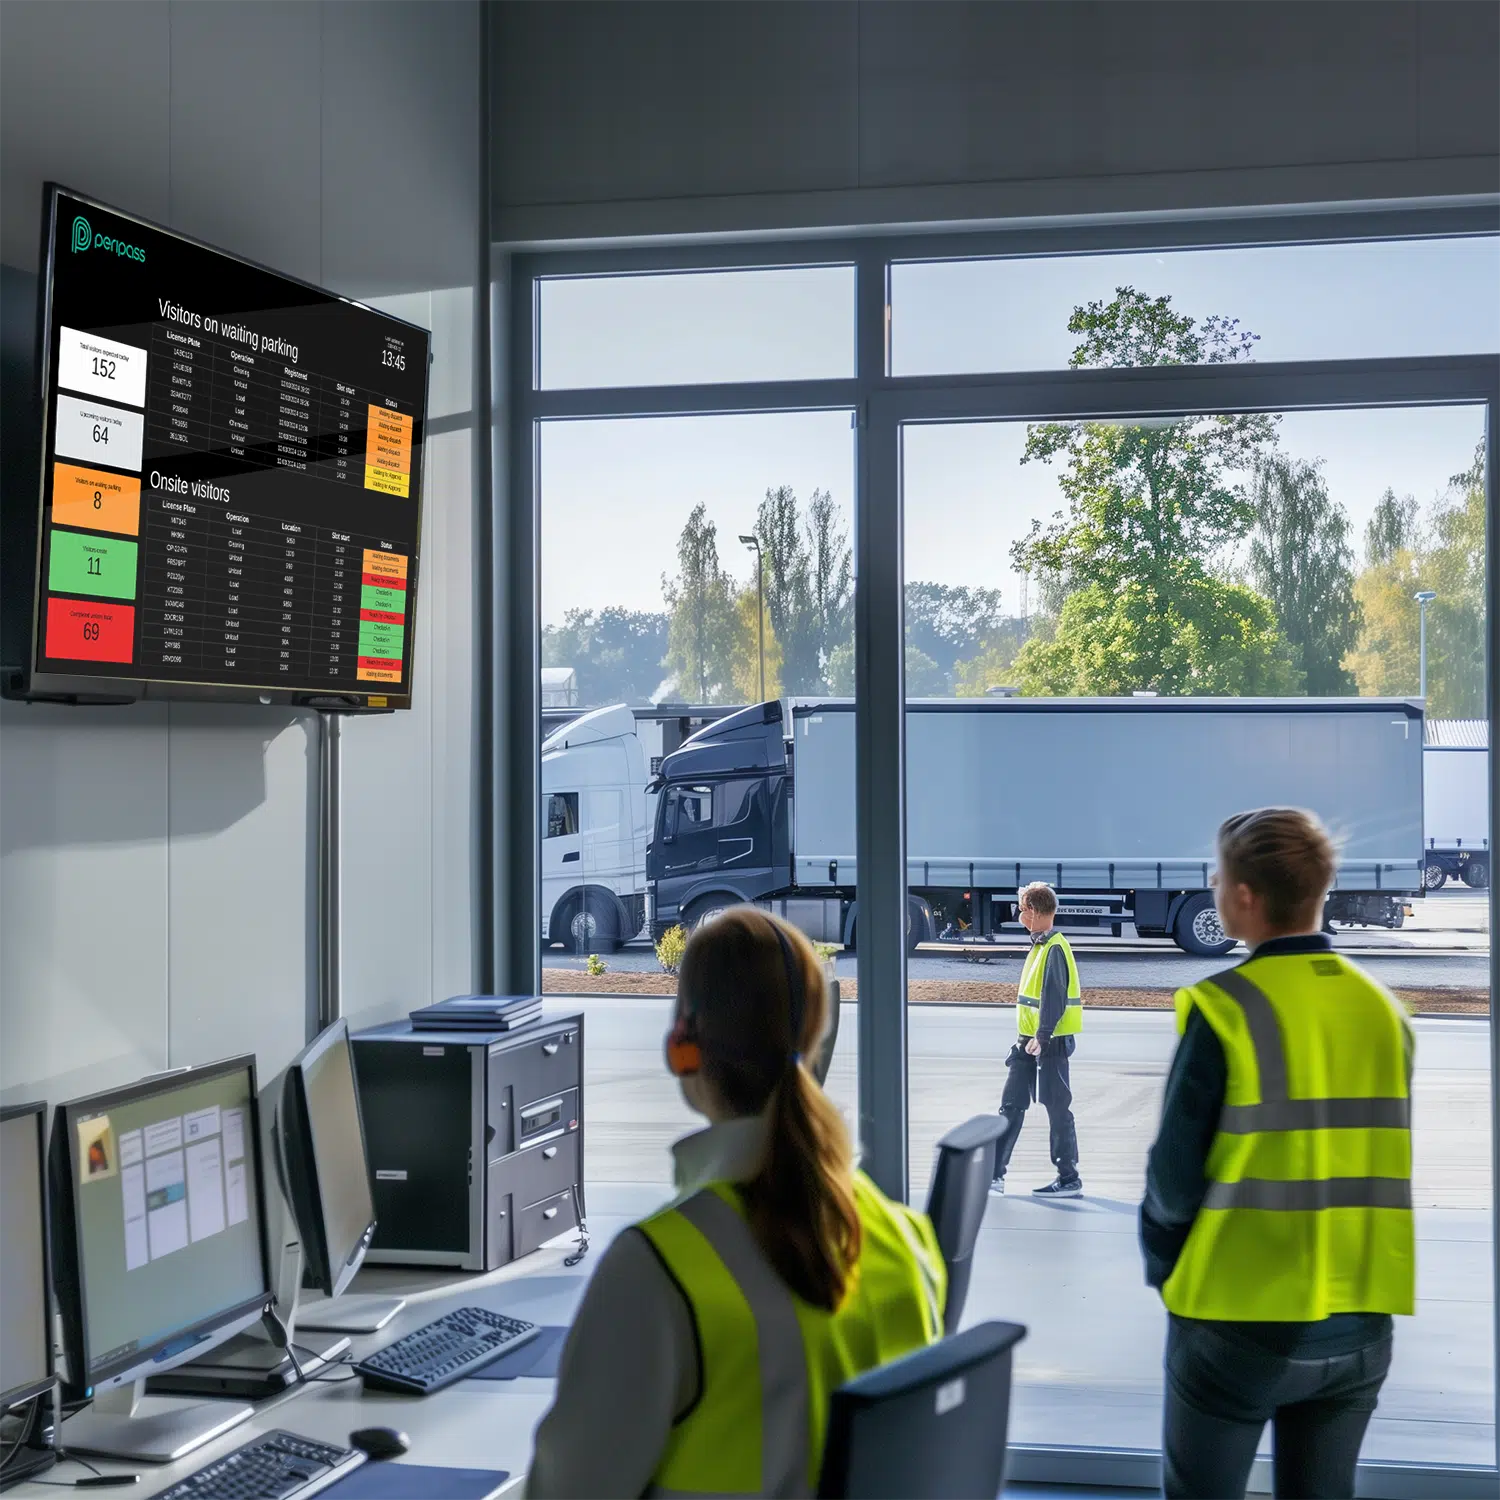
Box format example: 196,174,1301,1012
907,895,934,954
568,893,621,954
683,896,736,932
1174,894,1235,957
1463,860,1490,890
1423,861,1448,890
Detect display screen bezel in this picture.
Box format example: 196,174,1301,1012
0,1100,55,1407
18,183,431,711
56,1056,272,1391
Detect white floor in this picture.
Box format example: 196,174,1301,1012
564,997,1496,1470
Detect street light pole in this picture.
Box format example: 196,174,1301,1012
1414,590,1437,699
740,534,765,702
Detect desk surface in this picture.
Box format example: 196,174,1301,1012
9,1238,596,1499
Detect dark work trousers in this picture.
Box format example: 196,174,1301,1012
1163,1317,1393,1499
994,1036,1078,1181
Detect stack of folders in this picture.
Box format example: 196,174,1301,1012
410,995,543,1032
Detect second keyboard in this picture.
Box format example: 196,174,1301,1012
355,1305,539,1395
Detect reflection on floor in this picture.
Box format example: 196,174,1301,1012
568,996,1496,1470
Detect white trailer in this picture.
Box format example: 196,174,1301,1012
1423,719,1491,889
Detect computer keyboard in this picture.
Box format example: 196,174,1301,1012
355,1305,539,1395
156,1430,363,1500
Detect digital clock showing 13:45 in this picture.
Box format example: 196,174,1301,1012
381,345,406,371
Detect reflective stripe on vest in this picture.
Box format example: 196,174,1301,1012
637,1171,945,1497
1161,953,1414,1322
1016,930,1082,1037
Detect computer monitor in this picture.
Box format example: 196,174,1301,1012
2,1100,59,1491
276,1019,376,1300
49,1057,271,1461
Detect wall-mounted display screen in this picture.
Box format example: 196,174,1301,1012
16,186,429,709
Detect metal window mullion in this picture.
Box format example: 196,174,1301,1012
1485,382,1499,1473
526,378,861,422
854,248,909,1201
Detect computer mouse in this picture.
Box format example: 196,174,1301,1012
350,1426,411,1461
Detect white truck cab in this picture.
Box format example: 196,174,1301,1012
541,703,649,951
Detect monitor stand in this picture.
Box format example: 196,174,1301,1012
295,1292,405,1334
63,1380,251,1464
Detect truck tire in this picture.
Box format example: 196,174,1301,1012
1173,893,1235,957
907,895,934,953
683,895,738,932
1463,859,1490,890
566,892,621,954
1423,861,1448,890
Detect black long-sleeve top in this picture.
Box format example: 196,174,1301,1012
1139,933,1394,1355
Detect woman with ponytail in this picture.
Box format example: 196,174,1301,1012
527,908,945,1499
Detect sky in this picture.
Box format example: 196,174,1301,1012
537,238,1497,624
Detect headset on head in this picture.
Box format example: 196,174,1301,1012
665,918,806,1078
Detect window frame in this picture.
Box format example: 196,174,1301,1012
498,208,1500,1492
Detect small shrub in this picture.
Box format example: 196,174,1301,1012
655,924,688,974
814,942,839,963
585,953,607,978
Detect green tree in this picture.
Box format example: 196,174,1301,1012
804,488,854,689
728,584,782,702
904,583,1008,682
662,503,735,702
541,607,670,706
1248,453,1360,695
1011,286,1290,695
755,485,814,691
953,619,1030,696
1364,488,1420,567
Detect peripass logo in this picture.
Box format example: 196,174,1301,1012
70,214,145,264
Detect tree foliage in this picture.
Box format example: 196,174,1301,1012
904,583,1008,680
1011,286,1289,695
1364,488,1420,568
729,583,783,702
1248,453,1360,695
1344,441,1487,717
541,607,669,706
662,503,736,702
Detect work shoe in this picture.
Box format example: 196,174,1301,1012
1033,1177,1082,1198
988,1178,1005,1196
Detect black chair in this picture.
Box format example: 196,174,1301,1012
817,1321,1027,1499
924,1114,1012,1333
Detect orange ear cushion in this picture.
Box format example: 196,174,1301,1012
665,1034,702,1077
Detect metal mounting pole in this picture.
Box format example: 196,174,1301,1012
317,710,342,1032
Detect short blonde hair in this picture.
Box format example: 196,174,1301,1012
1018,881,1058,917
1217,807,1337,928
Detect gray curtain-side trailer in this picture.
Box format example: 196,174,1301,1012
646,696,1425,956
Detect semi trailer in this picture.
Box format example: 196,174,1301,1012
1422,720,1490,890
646,696,1426,957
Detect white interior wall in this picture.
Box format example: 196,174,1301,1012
0,0,481,1110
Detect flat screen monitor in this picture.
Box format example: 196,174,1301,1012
50,1057,271,1394
276,1020,376,1300
1,1101,53,1408
10,184,429,710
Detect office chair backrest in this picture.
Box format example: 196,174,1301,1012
817,1321,1026,1499
924,1114,1011,1333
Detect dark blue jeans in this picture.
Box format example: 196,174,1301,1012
1163,1316,1392,1499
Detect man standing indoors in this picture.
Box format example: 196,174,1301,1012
991,881,1083,1197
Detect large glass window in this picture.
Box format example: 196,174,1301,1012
903,388,1491,1464
538,409,858,1202
891,237,1500,375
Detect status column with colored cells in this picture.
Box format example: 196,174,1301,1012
364,405,412,497
358,549,407,683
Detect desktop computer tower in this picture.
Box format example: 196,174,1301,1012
350,1013,584,1271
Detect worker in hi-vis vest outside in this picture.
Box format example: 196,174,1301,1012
991,881,1083,1197
526,907,945,1499
1141,807,1414,1500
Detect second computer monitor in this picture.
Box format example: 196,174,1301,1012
50,1057,272,1394
1,1101,53,1410
276,1019,376,1299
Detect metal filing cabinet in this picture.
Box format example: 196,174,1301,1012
351,1013,584,1270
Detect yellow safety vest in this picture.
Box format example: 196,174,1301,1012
1162,951,1414,1322
637,1171,946,1497
1017,930,1082,1037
